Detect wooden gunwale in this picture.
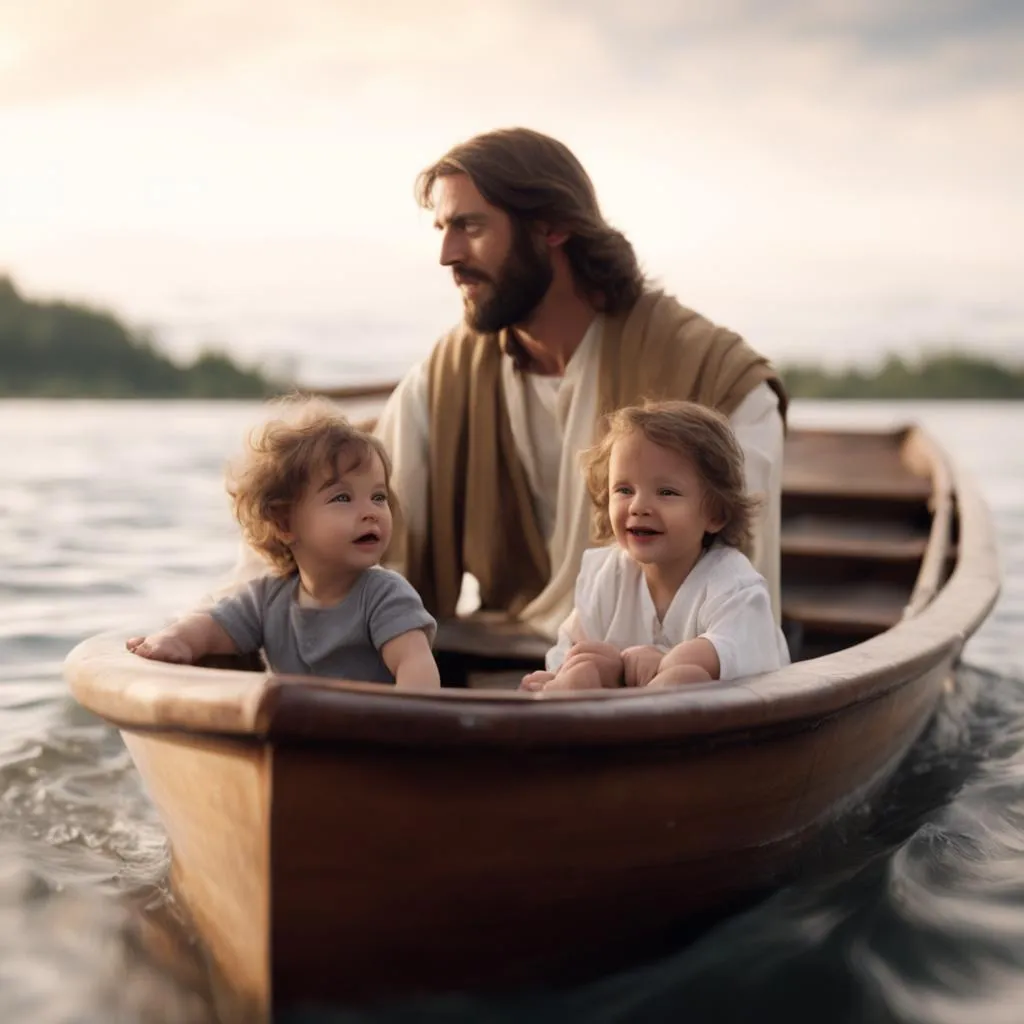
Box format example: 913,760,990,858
903,427,954,617
64,425,1000,751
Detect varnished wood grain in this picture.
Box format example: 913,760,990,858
266,651,950,1003
122,733,271,1020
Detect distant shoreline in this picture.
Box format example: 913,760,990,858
0,275,286,400
2,276,1021,401
778,352,1024,400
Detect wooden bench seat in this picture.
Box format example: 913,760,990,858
781,516,930,562
783,430,931,503
781,581,909,634
434,612,550,661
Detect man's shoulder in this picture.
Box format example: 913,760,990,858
631,288,738,343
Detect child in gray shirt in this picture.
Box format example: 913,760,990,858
127,398,439,689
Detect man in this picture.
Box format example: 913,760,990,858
377,128,787,639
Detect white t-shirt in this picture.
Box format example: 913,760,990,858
546,545,791,681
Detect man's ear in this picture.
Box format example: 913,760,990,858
534,221,570,249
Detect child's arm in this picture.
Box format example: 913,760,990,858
523,548,622,692
366,573,439,689
654,568,788,686
656,638,721,679
126,613,240,665
546,641,623,690
522,609,579,690
381,628,440,690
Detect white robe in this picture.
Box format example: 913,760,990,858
545,545,791,681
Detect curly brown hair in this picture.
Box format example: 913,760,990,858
582,400,757,554
415,127,645,315
227,396,393,575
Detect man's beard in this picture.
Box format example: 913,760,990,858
461,224,554,334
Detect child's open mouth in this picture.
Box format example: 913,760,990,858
627,527,662,538
354,532,381,546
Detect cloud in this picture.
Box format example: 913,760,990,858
0,1,541,106
7,1,1020,107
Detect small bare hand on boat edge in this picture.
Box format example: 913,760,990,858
520,670,556,692
126,634,195,664
520,641,625,692
621,645,665,687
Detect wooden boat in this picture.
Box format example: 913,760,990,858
64,419,999,1020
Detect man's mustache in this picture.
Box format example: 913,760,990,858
453,266,492,286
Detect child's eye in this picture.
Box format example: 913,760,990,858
658,488,680,497
329,493,351,503
372,493,388,504
613,485,632,495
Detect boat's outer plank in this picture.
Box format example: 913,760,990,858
264,652,948,1004
122,733,271,1021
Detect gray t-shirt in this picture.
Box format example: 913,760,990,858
209,568,436,684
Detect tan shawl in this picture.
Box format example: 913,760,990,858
406,289,787,619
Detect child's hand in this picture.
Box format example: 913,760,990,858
520,670,556,692
621,646,664,687
126,634,194,664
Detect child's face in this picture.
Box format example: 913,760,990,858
607,430,724,575
283,449,393,575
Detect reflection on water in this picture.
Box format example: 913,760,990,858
0,399,1022,1022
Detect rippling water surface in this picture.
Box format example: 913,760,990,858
0,399,1021,1023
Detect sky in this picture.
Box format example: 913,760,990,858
1,0,1022,384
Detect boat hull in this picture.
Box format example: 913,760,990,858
120,644,953,1012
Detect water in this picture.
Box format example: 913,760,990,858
0,399,1022,1023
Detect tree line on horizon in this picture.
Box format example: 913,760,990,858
1,274,1021,399
0,276,283,398
780,351,1024,399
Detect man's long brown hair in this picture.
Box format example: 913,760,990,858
416,128,645,315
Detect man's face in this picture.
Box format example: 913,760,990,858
433,173,553,333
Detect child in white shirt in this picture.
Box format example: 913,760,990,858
522,400,789,691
